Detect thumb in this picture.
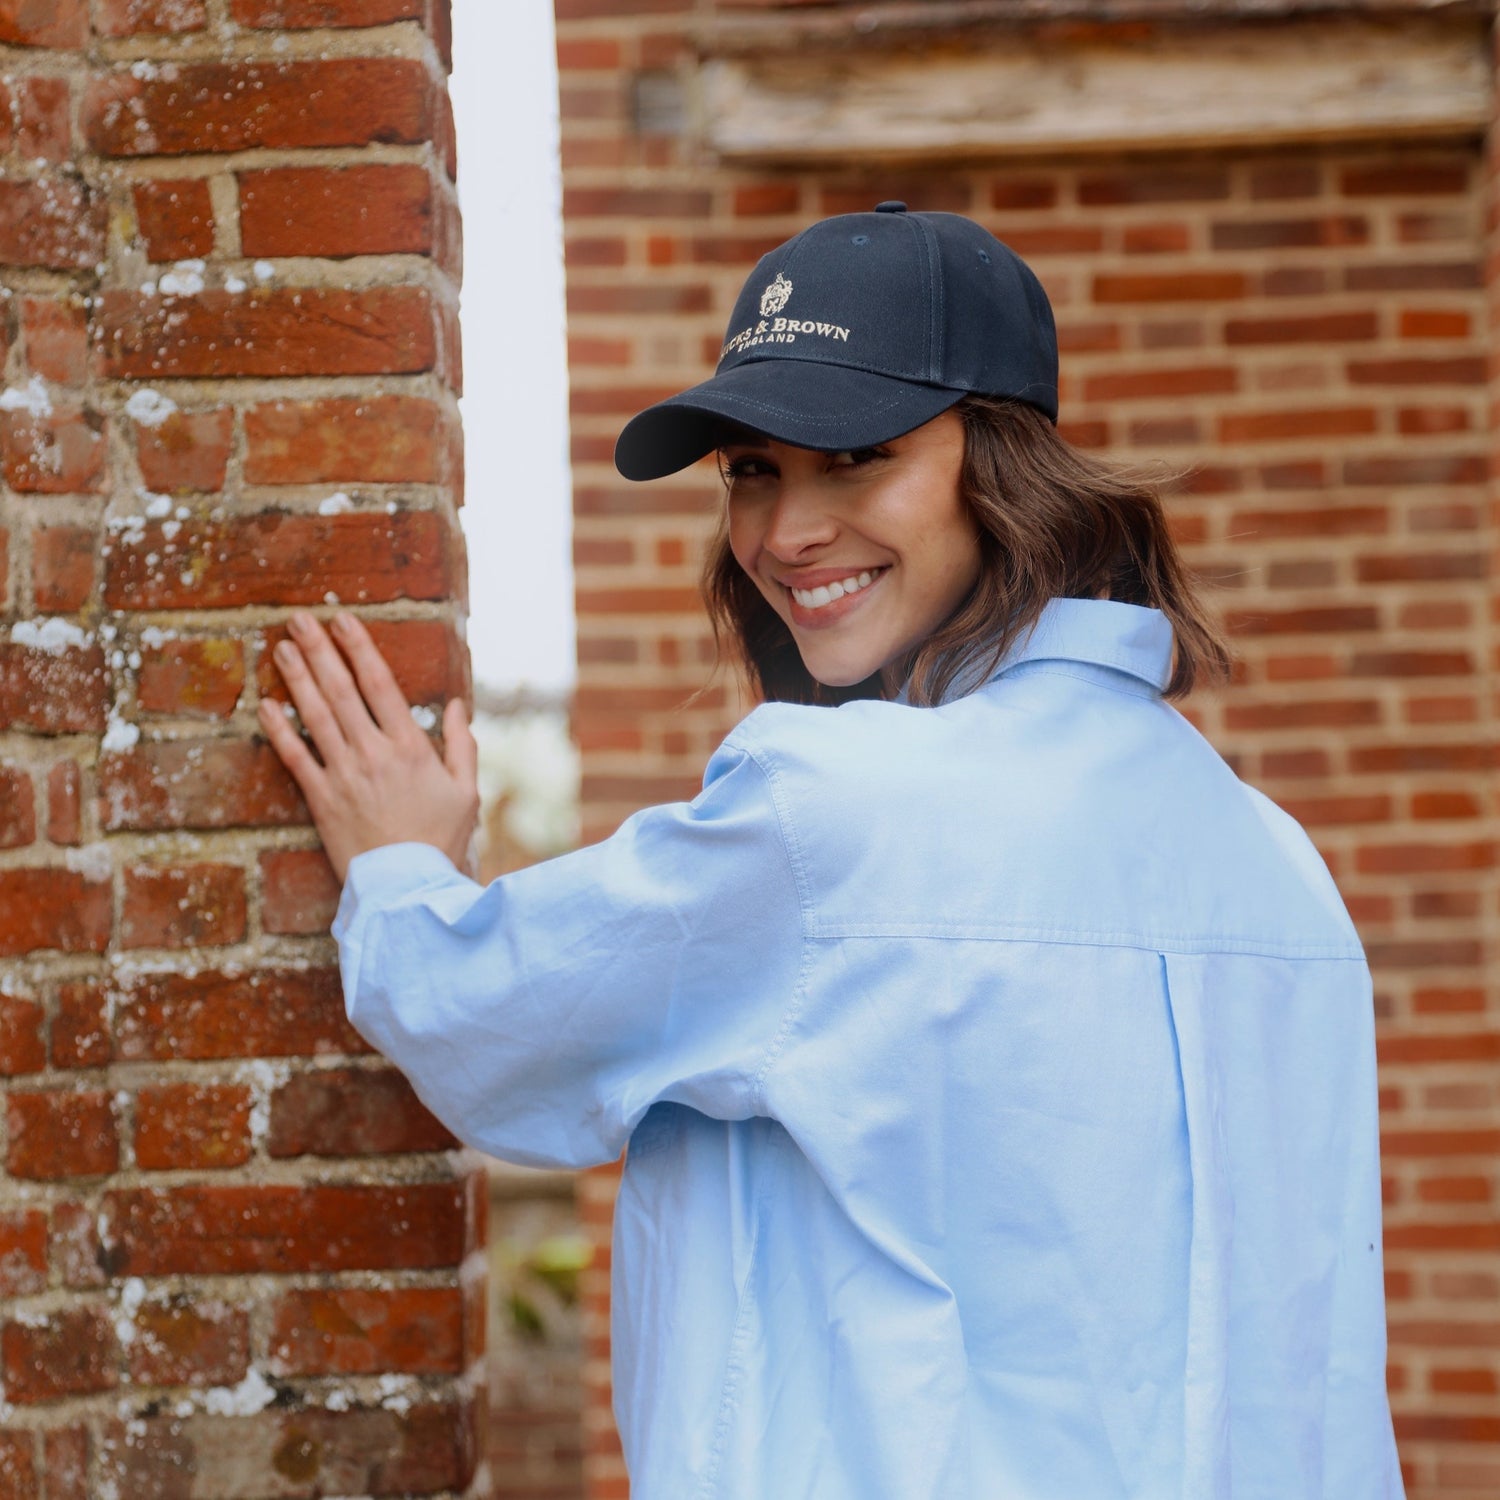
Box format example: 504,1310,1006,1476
443,697,478,786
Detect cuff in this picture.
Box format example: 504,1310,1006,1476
331,841,460,944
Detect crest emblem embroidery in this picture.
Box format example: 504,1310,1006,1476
759,272,793,318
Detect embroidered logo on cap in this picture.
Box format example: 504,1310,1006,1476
759,272,793,317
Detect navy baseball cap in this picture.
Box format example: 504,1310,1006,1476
614,202,1059,482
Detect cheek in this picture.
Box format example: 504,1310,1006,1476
726,505,765,581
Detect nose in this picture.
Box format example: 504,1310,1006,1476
760,476,838,561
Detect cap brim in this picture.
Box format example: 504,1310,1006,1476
613,359,966,481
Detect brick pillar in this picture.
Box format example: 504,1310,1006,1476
0,2,483,1495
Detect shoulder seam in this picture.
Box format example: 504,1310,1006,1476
727,735,816,1115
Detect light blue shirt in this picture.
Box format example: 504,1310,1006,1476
334,598,1403,1500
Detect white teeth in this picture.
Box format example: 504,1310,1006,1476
790,568,883,610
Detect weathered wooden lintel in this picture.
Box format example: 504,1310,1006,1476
702,15,1490,163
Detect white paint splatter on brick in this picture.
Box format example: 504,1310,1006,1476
10,619,90,653
125,389,178,428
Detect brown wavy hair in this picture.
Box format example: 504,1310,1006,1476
701,394,1233,707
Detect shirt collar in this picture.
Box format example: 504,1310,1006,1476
896,597,1174,706
992,597,1174,691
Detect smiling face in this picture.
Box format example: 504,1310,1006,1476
720,409,981,691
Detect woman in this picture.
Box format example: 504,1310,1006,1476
259,206,1403,1499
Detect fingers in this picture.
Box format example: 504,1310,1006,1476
329,613,420,739
256,695,329,805
272,625,354,766
279,613,381,752
443,697,478,788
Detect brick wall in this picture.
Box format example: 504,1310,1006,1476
0,1,484,1495
556,5,1499,1498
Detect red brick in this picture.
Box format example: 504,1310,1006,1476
1356,842,1495,876
1224,311,1378,345
244,394,447,484
14,77,72,163
1078,168,1228,204
1093,271,1248,303
0,1430,36,1497
268,1067,457,1158
270,1286,463,1376
100,1181,469,1275
131,178,215,262
0,179,102,270
0,1211,47,1296
818,178,971,216
1217,407,1377,443
111,966,365,1060
1345,261,1479,292
31,525,94,612
1121,222,1191,254
52,981,110,1069
1229,507,1387,539
1081,366,1236,402
46,760,81,845
40,1425,86,1497
0,995,44,1076
0,400,106,493
84,59,435,156
20,298,86,385
232,0,420,22
1399,309,1471,339
259,848,341,934
256,615,462,709
1226,699,1381,731
3,1308,117,1405
104,510,452,611
1210,215,1367,251
124,1296,249,1388
1347,355,1485,386
94,287,437,379
1356,551,1483,584
96,0,207,35
1398,405,1471,434
50,1200,106,1288
0,868,110,957
1340,162,1470,196
0,0,87,48
6,1089,117,1179
0,765,34,848
137,637,245,718
999,226,1104,257
1225,605,1380,637
121,862,247,949
135,1082,253,1170
1411,791,1479,819
568,234,629,269
1351,650,1473,678
1351,743,1490,774
568,282,712,316
0,642,107,733
99,739,306,832
133,406,232,493
988,178,1057,210
97,1401,475,1497
240,164,432,258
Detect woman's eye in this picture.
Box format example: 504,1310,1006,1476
721,454,775,482
830,446,889,469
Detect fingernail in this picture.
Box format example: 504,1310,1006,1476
332,613,350,633
275,641,295,664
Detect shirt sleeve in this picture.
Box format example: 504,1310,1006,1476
331,729,806,1169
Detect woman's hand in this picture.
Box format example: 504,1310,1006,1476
255,611,480,885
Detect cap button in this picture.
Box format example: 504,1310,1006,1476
873,200,907,214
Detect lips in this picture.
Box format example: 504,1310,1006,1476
782,565,889,628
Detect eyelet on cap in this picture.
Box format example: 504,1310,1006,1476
874,200,907,213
